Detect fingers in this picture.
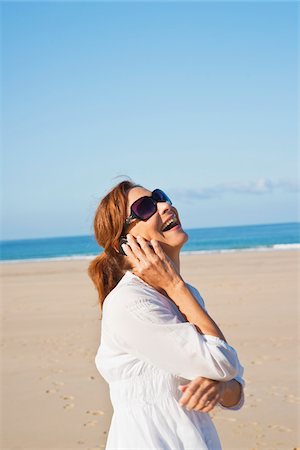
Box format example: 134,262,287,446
179,378,221,413
195,396,220,413
123,234,166,262
179,377,206,407
124,235,161,263
150,239,167,260
124,234,146,262
136,236,157,259
178,385,188,392
192,389,220,412
180,386,210,411
122,235,158,272
121,242,140,266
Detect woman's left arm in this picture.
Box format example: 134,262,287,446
178,284,245,412
218,379,243,407
178,376,245,413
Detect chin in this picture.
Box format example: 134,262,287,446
163,228,189,250
177,230,189,247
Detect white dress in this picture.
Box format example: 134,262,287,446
95,270,245,450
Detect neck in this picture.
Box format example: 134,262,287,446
127,248,181,299
166,249,180,272
158,250,181,299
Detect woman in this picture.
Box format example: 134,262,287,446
88,179,245,450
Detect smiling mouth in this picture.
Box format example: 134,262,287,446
161,216,180,232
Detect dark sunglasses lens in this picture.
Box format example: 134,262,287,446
132,197,156,220
152,189,172,204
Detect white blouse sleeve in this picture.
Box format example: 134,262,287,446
104,283,242,382
188,284,246,410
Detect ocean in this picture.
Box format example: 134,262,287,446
1,222,299,263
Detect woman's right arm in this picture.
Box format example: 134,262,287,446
127,235,228,342
165,280,228,342
118,235,241,381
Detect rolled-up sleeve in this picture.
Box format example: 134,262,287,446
104,284,241,382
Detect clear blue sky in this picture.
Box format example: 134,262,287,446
2,1,299,240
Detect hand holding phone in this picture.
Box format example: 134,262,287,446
119,235,153,255
119,234,183,298
119,236,129,255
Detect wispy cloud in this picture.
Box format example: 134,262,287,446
169,178,300,201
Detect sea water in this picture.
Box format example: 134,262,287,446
1,222,299,262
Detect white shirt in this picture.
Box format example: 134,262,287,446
95,270,245,450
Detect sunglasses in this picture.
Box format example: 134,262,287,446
124,189,172,226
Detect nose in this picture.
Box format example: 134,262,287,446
158,200,172,215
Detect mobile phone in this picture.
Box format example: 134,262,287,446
119,236,153,256
119,236,129,255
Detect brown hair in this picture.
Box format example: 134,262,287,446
88,178,140,318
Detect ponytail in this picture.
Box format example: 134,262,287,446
87,179,138,318
88,249,128,319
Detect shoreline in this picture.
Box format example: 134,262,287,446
1,243,299,264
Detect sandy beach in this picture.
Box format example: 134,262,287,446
1,249,299,450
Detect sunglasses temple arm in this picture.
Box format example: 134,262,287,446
123,215,137,231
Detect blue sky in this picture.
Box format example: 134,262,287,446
2,1,299,240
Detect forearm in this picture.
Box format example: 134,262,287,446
219,379,242,407
167,281,227,341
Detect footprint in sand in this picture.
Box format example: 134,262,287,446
267,424,292,432
255,442,268,448
61,395,75,401
285,394,300,403
45,389,58,394
86,410,105,416
215,417,236,422
63,403,75,409
271,385,288,391
83,420,98,427
250,421,260,426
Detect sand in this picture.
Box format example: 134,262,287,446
1,249,299,450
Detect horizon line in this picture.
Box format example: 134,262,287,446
1,220,299,243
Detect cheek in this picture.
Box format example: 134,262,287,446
131,216,162,240
143,219,162,239
134,222,156,239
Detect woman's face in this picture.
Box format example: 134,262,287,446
125,186,188,253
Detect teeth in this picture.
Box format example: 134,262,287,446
162,216,178,231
